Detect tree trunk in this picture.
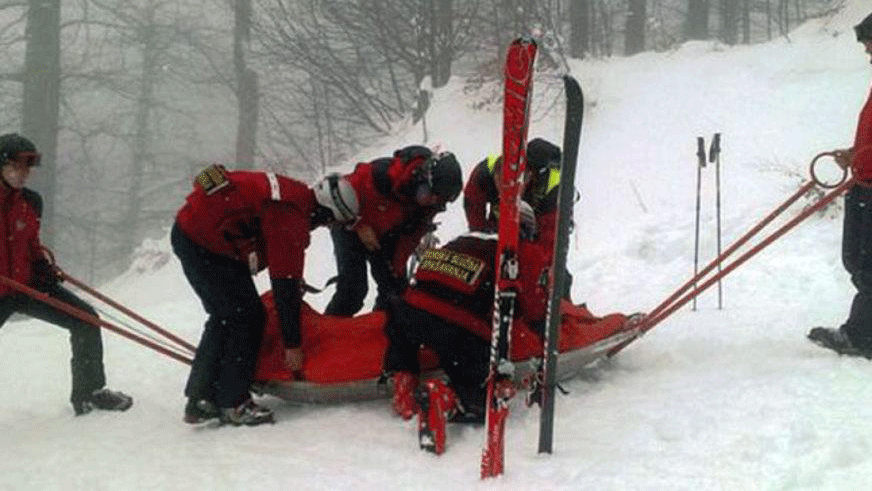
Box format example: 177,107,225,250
685,0,709,40
125,15,158,260
569,0,591,58
429,0,453,89
22,0,61,247
625,0,646,55
719,0,739,45
235,0,258,168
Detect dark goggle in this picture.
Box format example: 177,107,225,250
11,151,41,166
856,24,872,43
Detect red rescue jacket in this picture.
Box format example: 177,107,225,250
463,155,561,254
0,186,44,297
344,146,444,276
853,85,872,182
175,167,318,280
403,233,550,358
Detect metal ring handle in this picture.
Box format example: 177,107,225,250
809,151,849,189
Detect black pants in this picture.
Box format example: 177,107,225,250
841,184,872,349
384,299,491,415
171,223,265,409
324,226,407,316
0,283,105,404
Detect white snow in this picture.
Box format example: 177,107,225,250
3,4,872,489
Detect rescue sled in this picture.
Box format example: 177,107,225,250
253,292,642,403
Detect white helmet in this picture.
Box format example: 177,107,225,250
314,174,359,223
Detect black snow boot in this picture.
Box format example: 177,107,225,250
808,327,872,359
73,388,133,415
183,398,221,424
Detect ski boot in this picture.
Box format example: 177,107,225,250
415,379,458,455
392,371,419,420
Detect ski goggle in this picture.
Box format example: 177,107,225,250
856,23,872,43
8,151,41,167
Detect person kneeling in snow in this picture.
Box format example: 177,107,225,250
173,167,359,426
0,133,132,415
383,203,549,454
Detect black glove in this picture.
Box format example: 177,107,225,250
32,258,60,290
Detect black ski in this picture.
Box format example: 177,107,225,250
537,75,584,454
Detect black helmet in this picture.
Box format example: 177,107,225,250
0,133,40,166
424,151,462,202
526,138,561,175
856,12,872,42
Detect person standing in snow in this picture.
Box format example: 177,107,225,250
0,133,133,415
323,146,462,317
808,13,872,357
464,137,562,246
173,166,359,425
463,137,573,297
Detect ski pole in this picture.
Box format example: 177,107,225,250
644,151,846,327
649,181,810,323
0,274,193,365
710,133,723,309
642,175,854,332
646,152,848,330
692,136,706,311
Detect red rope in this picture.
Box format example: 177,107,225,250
609,153,855,357
0,275,193,365
58,272,196,354
640,176,855,334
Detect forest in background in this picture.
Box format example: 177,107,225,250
0,0,843,282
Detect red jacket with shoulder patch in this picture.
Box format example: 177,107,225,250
0,187,44,297
175,168,317,280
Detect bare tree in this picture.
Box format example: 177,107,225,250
685,0,709,40
568,0,591,58
253,0,477,171
719,0,739,45
234,0,257,168
22,0,61,246
625,0,646,55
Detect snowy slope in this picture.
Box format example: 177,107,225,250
3,3,872,490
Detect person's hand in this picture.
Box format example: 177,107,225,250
833,148,853,169
356,224,381,251
284,347,303,371
32,258,60,290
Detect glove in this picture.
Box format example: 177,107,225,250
32,258,60,290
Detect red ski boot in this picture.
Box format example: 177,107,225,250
416,379,458,455
392,371,419,420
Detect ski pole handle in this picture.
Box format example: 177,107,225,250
696,137,706,168
709,133,721,163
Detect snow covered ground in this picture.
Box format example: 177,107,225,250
2,3,872,489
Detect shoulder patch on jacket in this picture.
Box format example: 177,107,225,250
22,188,43,217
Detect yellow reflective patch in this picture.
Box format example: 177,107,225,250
417,248,485,285
195,164,230,195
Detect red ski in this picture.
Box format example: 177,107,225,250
480,36,537,479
